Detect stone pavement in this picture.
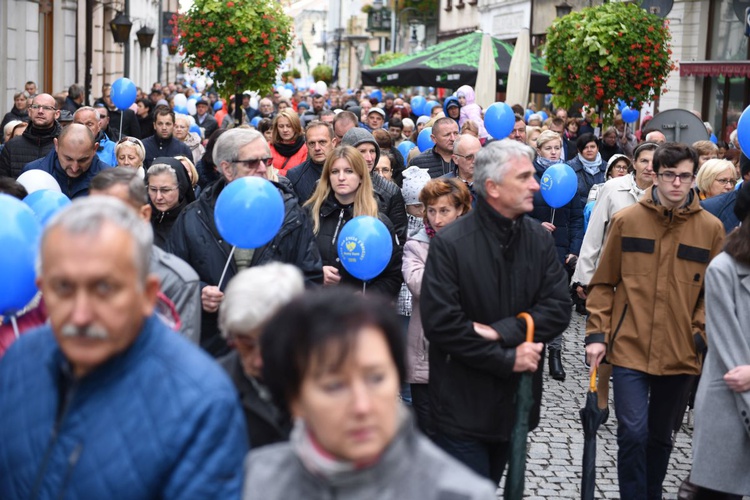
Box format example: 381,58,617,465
496,312,696,499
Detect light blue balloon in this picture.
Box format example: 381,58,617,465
337,216,393,281
540,164,578,209
111,77,137,110
524,109,533,122
0,194,42,315
424,100,440,114
188,93,201,101
189,124,202,136
250,116,262,127
174,105,188,115
417,127,435,152
484,102,515,140
214,177,285,249
397,140,416,159
539,111,549,121
411,96,427,117
23,189,71,226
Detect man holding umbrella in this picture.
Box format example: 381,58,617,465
420,139,571,486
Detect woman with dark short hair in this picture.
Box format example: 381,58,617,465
242,288,496,499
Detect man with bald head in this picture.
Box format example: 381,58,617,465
644,130,666,144
0,93,62,179
444,134,481,202
74,106,116,166
22,123,112,198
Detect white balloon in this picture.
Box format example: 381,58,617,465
17,170,62,194
249,97,259,110
281,88,293,99
315,81,328,96
173,93,188,106
186,100,197,115
195,78,206,92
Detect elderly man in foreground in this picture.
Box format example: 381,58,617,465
0,197,247,499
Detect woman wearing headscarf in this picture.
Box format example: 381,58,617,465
146,156,196,249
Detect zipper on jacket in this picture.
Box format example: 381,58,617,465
608,304,628,354
331,208,345,246
57,443,83,500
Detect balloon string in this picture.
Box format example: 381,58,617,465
550,208,556,226
10,315,20,340
362,282,367,295
118,111,124,142
217,246,236,291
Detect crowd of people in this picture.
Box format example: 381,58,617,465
0,78,749,499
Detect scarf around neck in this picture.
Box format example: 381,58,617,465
578,152,603,176
537,156,563,170
274,135,305,158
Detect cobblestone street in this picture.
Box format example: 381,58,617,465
499,313,696,499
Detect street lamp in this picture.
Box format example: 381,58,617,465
555,1,573,18
110,11,133,44
136,26,155,49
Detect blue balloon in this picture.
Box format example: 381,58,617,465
336,216,393,281
370,89,383,102
737,179,744,191
0,194,42,314
397,140,417,159
189,124,201,136
539,111,549,121
411,96,427,117
23,189,71,226
188,93,201,101
484,102,515,139
174,105,188,115
417,127,435,152
214,177,284,249
284,83,294,90
250,116,262,127
424,100,440,114
737,105,750,156
524,109,533,122
540,164,578,208
709,132,718,144
111,77,137,110
213,101,223,112
621,106,639,123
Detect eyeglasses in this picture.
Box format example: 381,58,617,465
233,157,272,170
657,172,695,184
612,165,629,172
148,186,178,195
29,104,56,112
454,153,476,162
714,177,737,186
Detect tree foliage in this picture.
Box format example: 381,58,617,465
177,0,293,96
545,1,675,122
312,64,333,84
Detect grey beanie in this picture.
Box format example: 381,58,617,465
341,127,380,168
401,166,431,205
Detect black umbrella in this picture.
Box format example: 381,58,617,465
504,312,535,500
361,32,550,94
580,369,608,500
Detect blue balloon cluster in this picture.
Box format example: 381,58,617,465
540,164,578,208
0,194,42,315
337,216,393,281
214,177,285,249
397,140,416,159
484,102,515,140
417,127,435,152
111,77,137,110
24,189,71,227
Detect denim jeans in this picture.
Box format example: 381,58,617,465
433,432,510,485
612,366,694,500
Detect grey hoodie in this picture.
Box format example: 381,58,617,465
341,127,380,167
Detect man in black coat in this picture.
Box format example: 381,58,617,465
420,139,571,485
0,93,61,179
286,120,334,205
167,128,323,357
193,99,218,139
409,117,458,178
142,106,193,169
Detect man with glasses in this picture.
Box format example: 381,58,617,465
167,128,323,357
585,143,725,499
22,123,112,198
444,134,481,203
0,93,61,179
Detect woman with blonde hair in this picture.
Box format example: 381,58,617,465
115,136,146,179
696,158,737,199
268,109,308,176
174,154,200,198
173,113,205,166
304,145,402,297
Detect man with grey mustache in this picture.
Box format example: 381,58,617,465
0,197,248,499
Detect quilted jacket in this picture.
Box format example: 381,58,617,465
0,315,248,499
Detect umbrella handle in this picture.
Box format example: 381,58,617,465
516,312,534,343
589,368,598,393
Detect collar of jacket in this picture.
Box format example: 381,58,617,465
319,190,354,218
476,195,520,246
24,121,61,141
639,185,702,223
156,135,175,148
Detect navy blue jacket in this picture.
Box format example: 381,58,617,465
701,189,739,234
23,148,112,199
567,154,607,207
0,315,248,499
528,159,584,263
142,135,193,169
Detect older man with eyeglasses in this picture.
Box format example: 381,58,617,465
0,93,62,179
167,128,323,357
